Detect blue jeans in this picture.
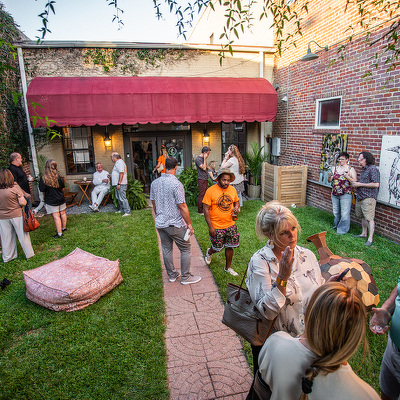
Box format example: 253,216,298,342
115,184,130,214
331,193,352,234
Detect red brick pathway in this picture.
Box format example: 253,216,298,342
155,229,253,399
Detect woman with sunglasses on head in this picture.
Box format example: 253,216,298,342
328,151,357,235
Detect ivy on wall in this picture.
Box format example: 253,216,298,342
0,5,30,168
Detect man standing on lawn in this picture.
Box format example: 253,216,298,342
351,151,380,246
150,157,201,285
9,152,32,209
111,152,131,217
203,168,240,276
195,146,211,215
370,276,400,400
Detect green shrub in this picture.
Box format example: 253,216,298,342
178,166,199,206
110,173,147,210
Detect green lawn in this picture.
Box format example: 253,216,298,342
0,210,168,400
1,201,398,398
190,200,400,394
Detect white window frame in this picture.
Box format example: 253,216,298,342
315,96,342,129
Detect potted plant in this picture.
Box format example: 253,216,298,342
243,142,269,199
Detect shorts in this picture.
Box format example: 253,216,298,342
45,203,66,214
210,224,239,251
379,334,400,399
355,198,376,221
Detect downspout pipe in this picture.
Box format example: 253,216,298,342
259,51,266,154
17,47,39,178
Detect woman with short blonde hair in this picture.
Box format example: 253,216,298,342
246,201,323,375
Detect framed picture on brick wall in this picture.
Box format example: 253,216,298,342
378,135,400,206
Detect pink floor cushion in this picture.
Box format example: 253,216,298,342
23,248,123,312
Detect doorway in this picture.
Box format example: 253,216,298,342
131,139,155,193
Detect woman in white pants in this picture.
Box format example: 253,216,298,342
0,169,35,263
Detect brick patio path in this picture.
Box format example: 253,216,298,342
154,227,253,399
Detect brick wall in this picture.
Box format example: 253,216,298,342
273,0,400,242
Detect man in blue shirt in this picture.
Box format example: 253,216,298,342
150,157,201,285
370,276,400,400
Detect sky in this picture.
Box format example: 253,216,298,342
1,0,203,43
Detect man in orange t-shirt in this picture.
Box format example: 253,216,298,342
202,168,240,276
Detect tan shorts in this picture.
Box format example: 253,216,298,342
45,203,66,214
355,198,376,221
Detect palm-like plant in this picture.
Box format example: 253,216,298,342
243,142,269,185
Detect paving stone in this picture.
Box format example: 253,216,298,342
193,292,224,312
200,330,245,362
168,363,216,400
165,313,200,338
166,333,207,366
190,276,219,295
194,311,229,335
165,295,196,316
207,359,253,398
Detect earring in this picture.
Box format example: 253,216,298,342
267,239,274,249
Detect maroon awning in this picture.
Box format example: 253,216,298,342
26,76,277,127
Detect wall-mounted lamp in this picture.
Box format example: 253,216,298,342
301,40,329,62
282,94,288,102
203,127,210,146
104,126,112,149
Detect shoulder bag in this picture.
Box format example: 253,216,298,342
222,263,277,347
156,163,164,173
23,206,40,232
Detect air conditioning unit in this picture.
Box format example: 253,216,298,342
271,138,281,156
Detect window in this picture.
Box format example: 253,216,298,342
221,122,247,158
62,127,95,174
315,96,342,129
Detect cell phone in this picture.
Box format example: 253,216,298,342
183,229,191,241
336,267,350,281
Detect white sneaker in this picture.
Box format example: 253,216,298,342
181,274,202,285
168,272,181,283
205,248,212,265
89,204,95,211
115,210,123,214
122,213,131,217
225,267,238,276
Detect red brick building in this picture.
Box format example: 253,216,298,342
272,0,400,243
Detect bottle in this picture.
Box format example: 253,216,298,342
232,211,237,221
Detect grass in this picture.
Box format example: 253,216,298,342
190,200,400,394
0,210,168,400
1,201,398,397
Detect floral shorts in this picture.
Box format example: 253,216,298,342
210,224,240,251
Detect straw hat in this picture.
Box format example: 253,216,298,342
216,168,235,182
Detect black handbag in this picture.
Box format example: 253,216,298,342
222,264,277,346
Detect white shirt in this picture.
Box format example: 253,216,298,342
259,331,380,400
92,170,110,189
111,159,127,186
246,242,324,337
223,156,244,185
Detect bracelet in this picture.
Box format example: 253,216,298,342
276,276,288,287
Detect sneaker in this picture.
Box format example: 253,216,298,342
53,233,63,238
115,210,123,214
205,248,212,265
62,228,67,232
122,213,131,217
181,274,202,285
89,204,95,211
168,272,181,283
225,267,238,276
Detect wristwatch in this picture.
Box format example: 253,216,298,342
276,276,288,287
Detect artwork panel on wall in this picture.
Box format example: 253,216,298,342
319,133,348,185
378,135,400,206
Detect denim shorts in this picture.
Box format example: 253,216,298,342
210,224,239,251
